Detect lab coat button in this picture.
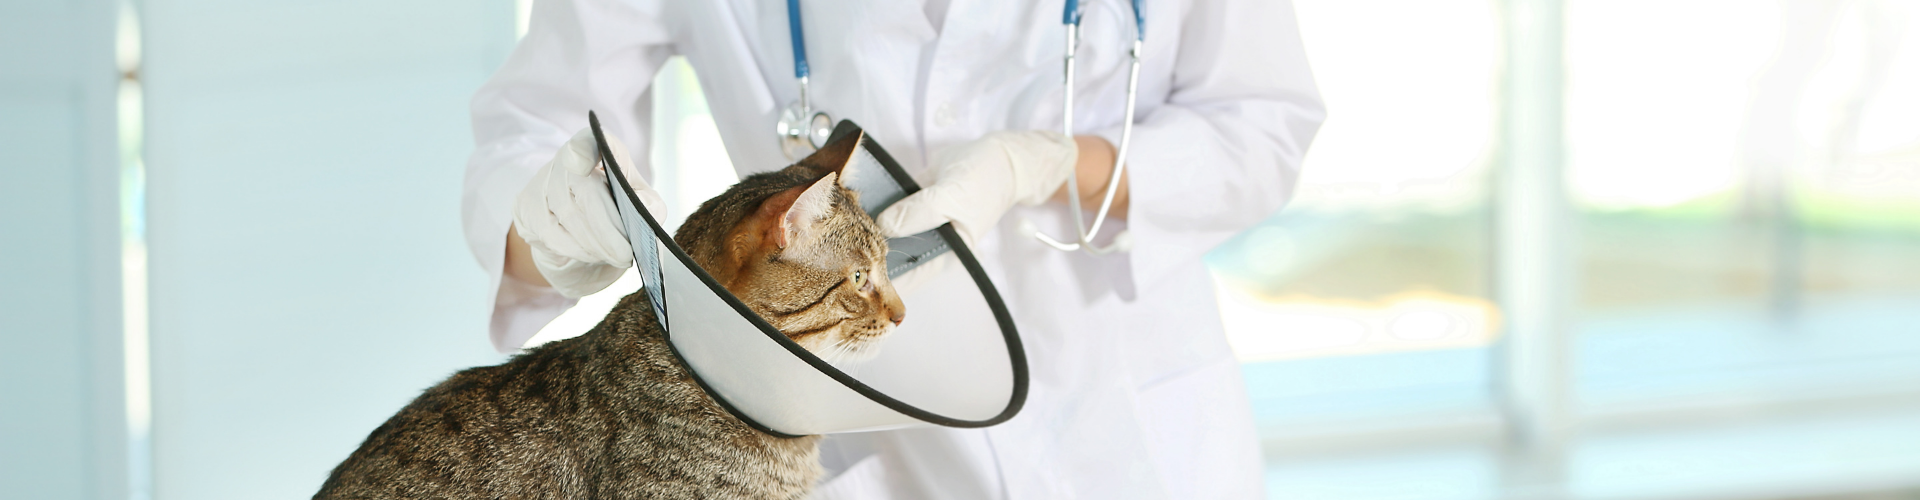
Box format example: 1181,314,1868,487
934,103,957,127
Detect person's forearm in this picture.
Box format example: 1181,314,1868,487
1055,135,1129,216
504,225,552,287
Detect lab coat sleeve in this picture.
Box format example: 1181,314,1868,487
1094,0,1324,293
462,0,673,353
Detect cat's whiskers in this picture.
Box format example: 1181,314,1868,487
789,319,894,365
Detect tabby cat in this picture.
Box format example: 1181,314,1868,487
313,132,905,499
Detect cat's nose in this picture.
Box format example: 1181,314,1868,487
881,286,905,326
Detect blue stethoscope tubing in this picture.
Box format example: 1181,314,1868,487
777,0,1145,254
776,0,833,160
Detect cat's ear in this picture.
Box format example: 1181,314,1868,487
799,130,863,184
765,172,839,250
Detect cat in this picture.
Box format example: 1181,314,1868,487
312,131,904,500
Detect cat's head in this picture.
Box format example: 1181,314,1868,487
673,133,905,363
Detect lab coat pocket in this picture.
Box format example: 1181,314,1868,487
1133,358,1265,499
810,454,893,500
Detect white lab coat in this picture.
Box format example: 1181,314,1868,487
461,0,1322,498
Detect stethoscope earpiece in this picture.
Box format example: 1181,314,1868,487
1023,216,1133,255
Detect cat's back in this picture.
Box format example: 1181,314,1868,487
311,313,604,498
314,293,820,500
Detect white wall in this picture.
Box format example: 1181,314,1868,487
0,1,129,499
140,1,516,497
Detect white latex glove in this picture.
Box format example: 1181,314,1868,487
876,131,1077,243
512,128,665,298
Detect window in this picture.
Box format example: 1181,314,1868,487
1227,0,1920,497
1210,0,1501,442
1569,0,1920,413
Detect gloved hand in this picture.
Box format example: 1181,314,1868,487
512,127,665,297
875,130,1077,243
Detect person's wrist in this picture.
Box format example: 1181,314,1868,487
1054,135,1119,206
504,225,553,288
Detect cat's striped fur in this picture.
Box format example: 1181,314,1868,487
313,132,901,499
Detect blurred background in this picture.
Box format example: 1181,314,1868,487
4,0,1919,499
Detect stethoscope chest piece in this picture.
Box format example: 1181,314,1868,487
777,101,834,160
776,0,833,160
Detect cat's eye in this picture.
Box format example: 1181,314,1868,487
851,270,866,287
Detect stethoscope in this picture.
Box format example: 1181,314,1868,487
774,0,834,161
775,0,1144,254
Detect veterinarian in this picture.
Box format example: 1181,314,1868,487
462,0,1322,498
